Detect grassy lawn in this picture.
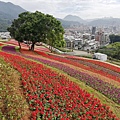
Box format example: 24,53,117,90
107,58,120,66
0,38,9,42
108,60,120,66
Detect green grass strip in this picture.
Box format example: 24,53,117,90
0,58,30,120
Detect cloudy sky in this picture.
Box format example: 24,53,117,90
1,0,120,19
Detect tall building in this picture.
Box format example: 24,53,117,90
95,31,110,46
92,27,96,35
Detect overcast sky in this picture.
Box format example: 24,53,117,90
1,0,120,19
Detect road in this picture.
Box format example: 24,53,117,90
65,49,92,56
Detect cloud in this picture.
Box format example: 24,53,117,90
1,0,120,19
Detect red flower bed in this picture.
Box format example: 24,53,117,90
36,53,120,83
0,51,118,120
35,47,51,52
0,42,4,46
35,51,49,57
20,49,37,55
7,39,29,48
66,56,120,73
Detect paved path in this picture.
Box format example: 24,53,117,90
65,49,92,56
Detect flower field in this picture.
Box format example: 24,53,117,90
65,56,120,74
20,53,120,105
0,43,4,49
35,52,120,82
0,43,3,46
0,42,120,119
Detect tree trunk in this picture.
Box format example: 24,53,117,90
27,42,30,50
18,41,21,49
50,46,52,53
30,42,35,51
49,45,53,53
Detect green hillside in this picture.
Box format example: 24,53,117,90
97,42,120,60
0,1,26,31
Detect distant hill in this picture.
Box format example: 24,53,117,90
63,15,86,24
58,16,120,28
57,18,81,28
62,15,120,27
88,17,120,26
0,1,26,31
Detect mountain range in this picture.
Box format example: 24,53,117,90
60,15,120,27
0,1,120,31
63,15,86,23
0,1,26,31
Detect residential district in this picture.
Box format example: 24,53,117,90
0,25,119,53
64,25,120,52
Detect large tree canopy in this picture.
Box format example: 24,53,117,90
7,11,65,51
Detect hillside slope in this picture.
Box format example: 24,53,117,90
0,1,26,31
0,41,120,119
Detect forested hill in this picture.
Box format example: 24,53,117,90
0,1,26,32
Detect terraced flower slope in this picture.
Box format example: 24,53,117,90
0,42,120,119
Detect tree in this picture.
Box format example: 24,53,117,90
39,14,65,51
111,42,120,59
97,42,120,60
109,34,120,43
7,11,65,51
7,17,24,49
